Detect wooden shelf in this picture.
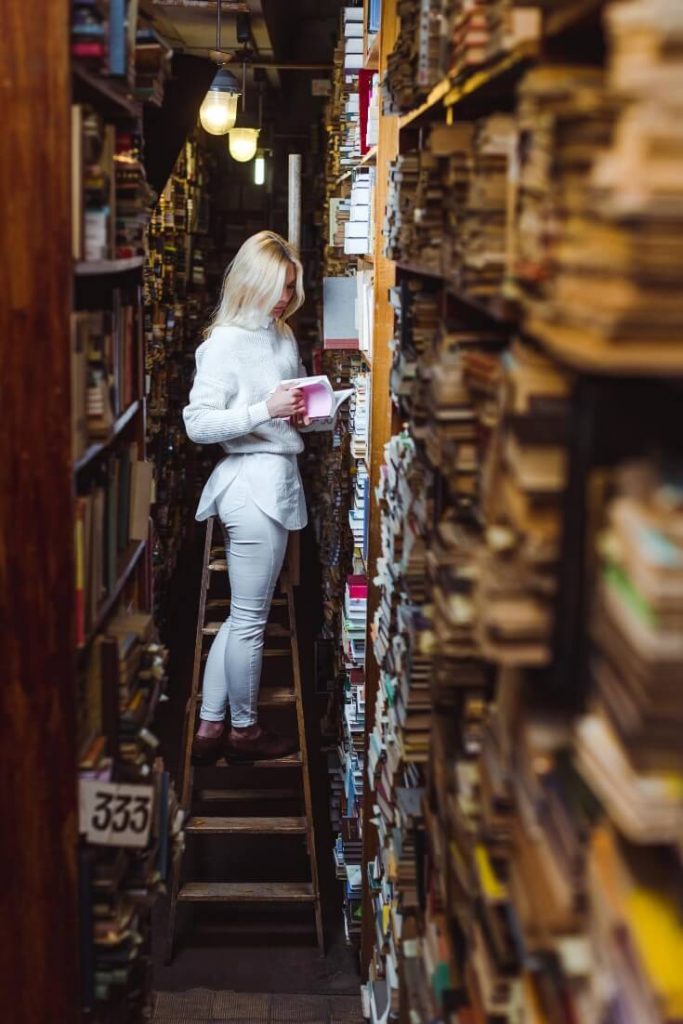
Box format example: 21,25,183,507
78,539,147,658
336,147,377,183
395,260,444,282
398,44,537,131
75,256,145,276
446,283,519,324
544,0,605,39
442,43,538,111
364,33,380,70
74,400,142,474
528,317,683,376
398,78,451,131
72,61,141,119
395,264,517,323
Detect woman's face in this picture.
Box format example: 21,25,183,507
271,263,296,319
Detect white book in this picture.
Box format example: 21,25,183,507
344,21,363,37
344,237,370,255
345,221,370,239
345,37,364,54
344,6,364,21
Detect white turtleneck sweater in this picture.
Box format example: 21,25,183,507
183,320,307,530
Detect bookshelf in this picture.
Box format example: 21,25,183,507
143,133,214,629
69,3,180,1020
317,0,683,1020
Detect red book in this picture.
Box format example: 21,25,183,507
347,575,367,599
72,42,106,58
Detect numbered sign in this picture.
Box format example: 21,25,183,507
79,780,155,848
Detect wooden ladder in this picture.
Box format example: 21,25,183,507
165,517,323,961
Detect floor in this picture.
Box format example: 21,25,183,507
152,523,362,1018
152,989,364,1023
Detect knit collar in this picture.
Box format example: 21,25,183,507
258,316,275,330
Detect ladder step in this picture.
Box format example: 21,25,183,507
198,788,301,802
216,752,303,769
201,649,291,662
259,686,296,706
177,881,316,903
202,622,291,639
190,687,296,709
186,815,307,835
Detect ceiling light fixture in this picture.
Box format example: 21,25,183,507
228,127,260,163
198,1,241,135
254,149,266,185
199,67,241,135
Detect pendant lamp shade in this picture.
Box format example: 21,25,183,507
199,68,241,136
228,127,260,163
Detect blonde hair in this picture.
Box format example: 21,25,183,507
205,230,304,336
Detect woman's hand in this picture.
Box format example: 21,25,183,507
266,384,306,419
291,412,311,428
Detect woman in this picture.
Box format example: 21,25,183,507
183,230,310,764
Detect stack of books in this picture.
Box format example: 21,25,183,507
527,0,683,362
458,114,517,298
577,461,683,841
386,0,444,113
133,26,172,107
71,0,134,78
475,340,570,666
514,64,611,305
345,167,375,256
365,72,380,149
485,0,540,59
343,575,368,667
449,0,492,77
114,128,153,258
343,6,364,70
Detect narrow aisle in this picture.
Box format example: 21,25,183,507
150,524,361,1003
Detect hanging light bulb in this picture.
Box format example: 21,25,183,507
228,127,260,163
254,150,266,185
199,68,241,136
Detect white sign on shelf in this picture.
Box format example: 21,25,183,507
79,779,155,848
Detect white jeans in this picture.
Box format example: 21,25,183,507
200,478,289,728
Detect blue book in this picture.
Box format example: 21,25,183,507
108,0,127,76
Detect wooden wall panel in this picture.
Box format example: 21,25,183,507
0,2,79,1020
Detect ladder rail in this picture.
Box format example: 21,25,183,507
179,517,216,810
284,580,325,954
166,518,325,961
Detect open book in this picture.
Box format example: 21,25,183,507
279,376,354,433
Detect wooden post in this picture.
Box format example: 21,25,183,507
288,153,302,254
0,0,79,1019
360,0,400,982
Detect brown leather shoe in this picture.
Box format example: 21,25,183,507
224,727,298,764
191,731,224,765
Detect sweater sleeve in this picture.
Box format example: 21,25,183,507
182,335,272,445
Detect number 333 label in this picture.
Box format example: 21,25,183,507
79,780,155,848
